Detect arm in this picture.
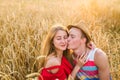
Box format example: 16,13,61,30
95,49,110,80
70,65,81,79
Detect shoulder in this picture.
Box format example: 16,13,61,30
44,53,61,74
94,48,108,67
45,54,60,68
95,49,108,60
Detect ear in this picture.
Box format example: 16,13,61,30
82,37,87,43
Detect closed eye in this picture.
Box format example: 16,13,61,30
70,34,75,38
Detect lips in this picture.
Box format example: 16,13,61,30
61,45,66,47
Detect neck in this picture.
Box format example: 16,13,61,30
55,50,63,58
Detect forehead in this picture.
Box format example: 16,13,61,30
69,27,82,35
55,30,67,37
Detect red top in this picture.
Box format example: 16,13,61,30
38,56,73,80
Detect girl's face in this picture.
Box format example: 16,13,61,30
53,30,68,51
67,27,83,50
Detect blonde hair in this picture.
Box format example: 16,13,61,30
41,24,68,56
67,21,92,45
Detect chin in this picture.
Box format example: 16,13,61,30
67,46,71,49
59,47,66,51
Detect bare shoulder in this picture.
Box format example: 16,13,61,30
95,49,108,59
94,49,108,66
45,53,60,68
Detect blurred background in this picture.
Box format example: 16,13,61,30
0,0,120,80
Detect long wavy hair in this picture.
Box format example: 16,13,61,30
41,24,69,57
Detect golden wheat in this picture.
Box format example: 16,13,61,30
0,0,120,80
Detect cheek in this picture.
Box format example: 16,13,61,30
73,39,80,45
70,38,81,47
71,38,79,44
53,40,59,47
75,39,81,46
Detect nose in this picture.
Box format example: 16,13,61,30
61,38,66,44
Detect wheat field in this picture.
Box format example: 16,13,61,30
0,0,120,80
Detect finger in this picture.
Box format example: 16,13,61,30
88,41,93,49
80,52,85,59
77,55,80,59
90,41,93,46
81,51,87,59
82,53,88,62
76,55,80,61
83,56,87,62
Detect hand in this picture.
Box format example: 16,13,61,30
76,52,88,67
87,41,96,49
70,53,88,79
